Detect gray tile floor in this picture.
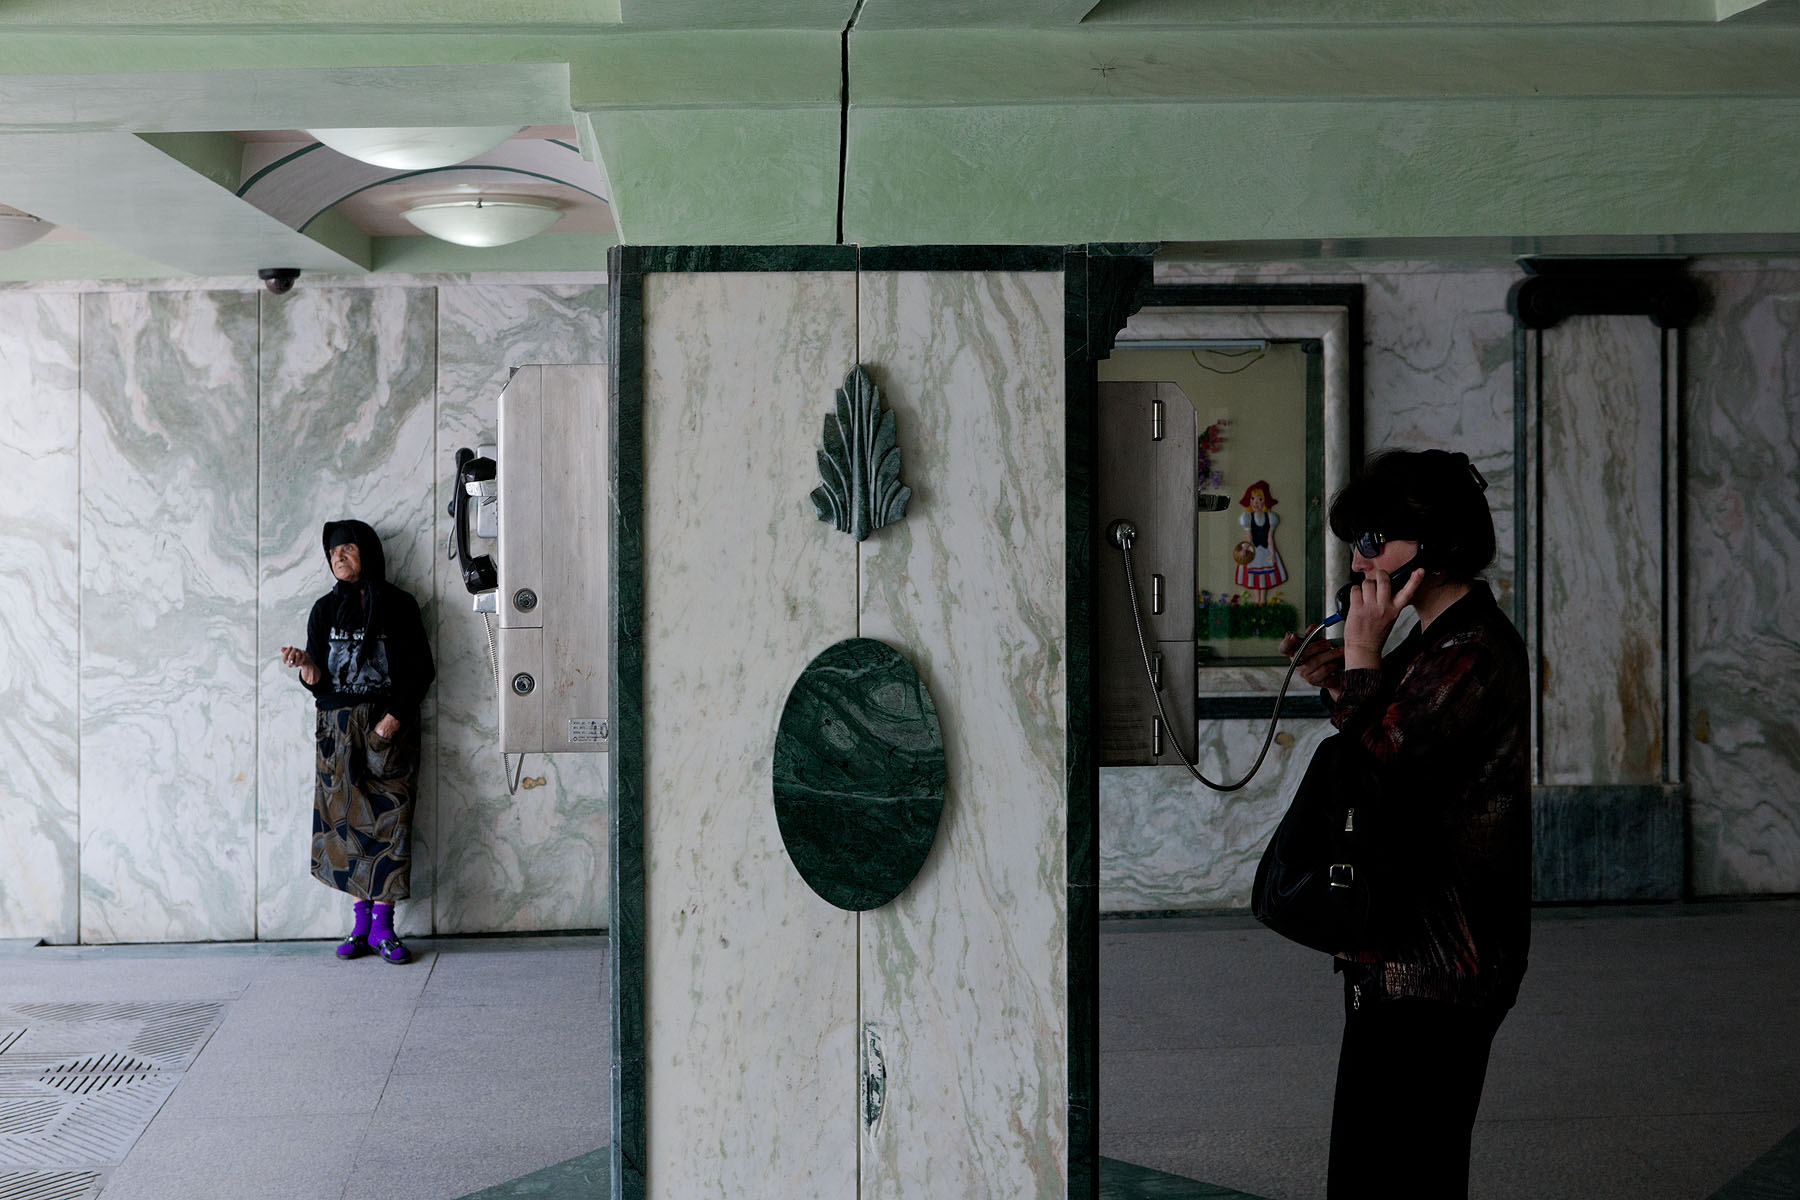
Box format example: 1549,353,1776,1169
2,902,1795,1199
0,935,607,1200
1100,901,1800,1200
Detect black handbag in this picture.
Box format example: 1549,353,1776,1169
1251,733,1383,956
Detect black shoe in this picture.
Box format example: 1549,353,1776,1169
335,935,370,960
376,937,411,965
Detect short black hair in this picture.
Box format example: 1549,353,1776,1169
1328,448,1496,581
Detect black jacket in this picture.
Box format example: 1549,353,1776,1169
303,519,435,719
1328,582,1531,1010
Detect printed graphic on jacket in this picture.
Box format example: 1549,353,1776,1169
326,627,392,695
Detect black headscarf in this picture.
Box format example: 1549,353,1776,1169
322,519,388,669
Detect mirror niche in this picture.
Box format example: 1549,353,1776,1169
1095,285,1362,768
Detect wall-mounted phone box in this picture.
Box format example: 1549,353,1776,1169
497,364,610,754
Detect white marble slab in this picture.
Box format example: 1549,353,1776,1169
79,290,260,943
1100,718,1336,913
0,293,81,943
432,283,613,933
1363,268,1520,609
1538,315,1666,785
255,286,439,939
856,269,1068,1199
1683,264,1800,894
640,271,860,1200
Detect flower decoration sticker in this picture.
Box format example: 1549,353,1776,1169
1197,419,1229,505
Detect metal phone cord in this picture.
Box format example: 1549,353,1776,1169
1111,520,1328,792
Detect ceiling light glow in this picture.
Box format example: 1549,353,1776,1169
306,126,522,170
400,196,563,247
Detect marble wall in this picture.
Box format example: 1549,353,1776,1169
1684,262,1800,896
0,276,611,944
0,293,80,944
639,271,862,1199
1537,315,1667,786
858,270,1068,1198
80,290,262,943
5,256,1797,944
257,285,439,940
432,285,613,934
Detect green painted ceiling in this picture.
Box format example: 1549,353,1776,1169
0,0,1797,281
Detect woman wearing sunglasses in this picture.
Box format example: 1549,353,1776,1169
1277,448,1530,1200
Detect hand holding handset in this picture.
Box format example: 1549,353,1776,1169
1320,552,1426,632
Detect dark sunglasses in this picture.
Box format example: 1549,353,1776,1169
1352,530,1388,559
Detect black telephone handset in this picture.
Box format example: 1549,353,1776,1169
1327,551,1425,629
449,447,498,594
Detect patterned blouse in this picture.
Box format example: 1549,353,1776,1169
1328,581,1533,1010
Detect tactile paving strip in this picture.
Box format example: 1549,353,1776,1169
0,1173,103,1200
0,1002,225,1195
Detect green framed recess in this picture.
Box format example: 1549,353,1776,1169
607,242,1134,1200
1118,282,1364,721
1506,258,1699,903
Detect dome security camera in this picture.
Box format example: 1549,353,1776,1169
258,267,300,295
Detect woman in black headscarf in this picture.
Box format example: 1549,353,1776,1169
279,519,435,964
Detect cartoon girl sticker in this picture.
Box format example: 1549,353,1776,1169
1234,480,1288,604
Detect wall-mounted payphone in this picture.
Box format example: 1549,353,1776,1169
449,364,610,777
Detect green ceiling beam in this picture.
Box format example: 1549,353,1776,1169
3,0,1767,29
841,96,1800,244
300,209,375,271
0,0,868,34
0,0,621,27
1080,0,1725,22
0,32,576,75
566,31,841,106
137,132,246,190
612,0,853,28
0,57,576,133
0,240,187,284
136,131,372,267
566,30,842,243
576,107,841,243
1717,0,1783,15
851,27,1800,103
855,0,1097,28
2,6,1798,269
0,132,368,275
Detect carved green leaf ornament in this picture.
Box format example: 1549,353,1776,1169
810,365,912,542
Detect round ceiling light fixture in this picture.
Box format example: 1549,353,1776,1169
400,195,563,247
0,210,52,253
305,126,522,170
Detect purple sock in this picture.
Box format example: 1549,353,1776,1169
351,899,373,940
369,903,395,946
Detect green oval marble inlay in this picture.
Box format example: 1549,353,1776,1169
773,638,946,912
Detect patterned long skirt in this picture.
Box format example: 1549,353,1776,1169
312,703,417,903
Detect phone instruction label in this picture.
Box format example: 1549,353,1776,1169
569,719,609,745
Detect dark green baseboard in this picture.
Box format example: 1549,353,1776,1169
1533,784,1684,902
1100,1157,1268,1198
1709,1125,1800,1200
454,1148,610,1199
450,1150,1264,1199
